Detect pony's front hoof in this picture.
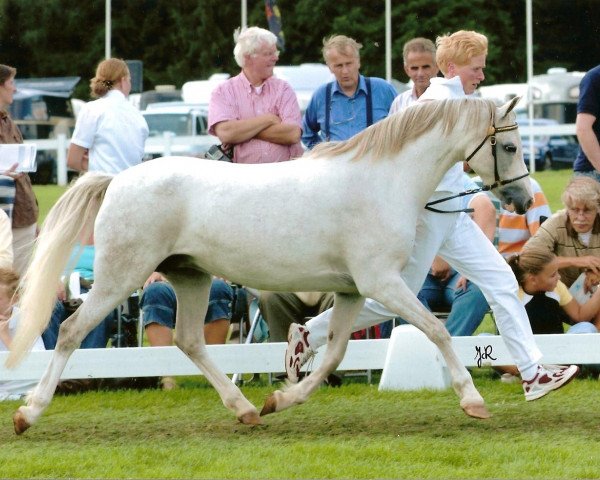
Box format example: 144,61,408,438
13,408,31,435
260,391,281,416
462,403,492,419
237,410,263,425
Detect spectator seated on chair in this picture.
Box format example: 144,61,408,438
258,291,334,342
523,176,600,291
0,215,44,401
0,267,46,400
495,247,600,382
496,177,551,259
139,273,234,390
42,243,115,350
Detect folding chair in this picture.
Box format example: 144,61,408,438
231,287,270,385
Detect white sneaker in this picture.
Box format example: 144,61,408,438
285,323,315,383
522,364,579,401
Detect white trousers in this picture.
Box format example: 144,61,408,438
306,195,542,376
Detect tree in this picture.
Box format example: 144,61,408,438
0,0,596,97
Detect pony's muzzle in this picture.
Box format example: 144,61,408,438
498,185,533,215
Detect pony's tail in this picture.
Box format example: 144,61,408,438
5,172,114,368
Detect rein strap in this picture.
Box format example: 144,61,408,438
425,122,527,214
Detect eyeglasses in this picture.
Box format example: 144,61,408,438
567,207,597,218
256,49,279,58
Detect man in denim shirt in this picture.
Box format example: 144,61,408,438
301,35,397,149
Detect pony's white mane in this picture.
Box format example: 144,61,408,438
309,98,498,162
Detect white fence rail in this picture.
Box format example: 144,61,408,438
1,333,599,390
24,133,218,186
25,124,577,186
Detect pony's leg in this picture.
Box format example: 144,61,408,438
169,272,261,425
14,293,125,434
261,293,364,416
366,276,490,419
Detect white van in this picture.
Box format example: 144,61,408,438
142,104,217,159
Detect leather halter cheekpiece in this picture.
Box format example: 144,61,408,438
425,122,529,214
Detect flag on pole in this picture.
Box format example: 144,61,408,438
264,0,285,51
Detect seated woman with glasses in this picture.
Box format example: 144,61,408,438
524,176,600,294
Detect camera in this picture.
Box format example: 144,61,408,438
205,144,232,162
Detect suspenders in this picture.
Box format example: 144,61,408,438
324,77,372,141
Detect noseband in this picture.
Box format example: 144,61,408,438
425,121,529,214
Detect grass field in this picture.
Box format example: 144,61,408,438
1,372,600,479
16,168,599,479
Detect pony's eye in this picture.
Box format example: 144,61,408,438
503,143,517,153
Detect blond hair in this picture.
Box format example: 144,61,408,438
0,267,19,300
89,58,129,98
435,30,488,75
322,35,362,63
507,248,556,288
309,97,496,163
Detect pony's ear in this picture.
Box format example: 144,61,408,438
498,96,521,119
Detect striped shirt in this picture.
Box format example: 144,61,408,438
497,178,551,258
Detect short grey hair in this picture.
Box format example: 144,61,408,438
402,37,436,65
562,176,600,211
233,26,278,68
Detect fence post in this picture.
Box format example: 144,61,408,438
163,132,174,156
56,134,68,186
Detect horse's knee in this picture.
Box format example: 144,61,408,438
175,336,202,357
55,326,82,352
427,319,452,346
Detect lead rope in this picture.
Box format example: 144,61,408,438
425,122,526,214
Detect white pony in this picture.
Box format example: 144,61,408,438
7,97,530,434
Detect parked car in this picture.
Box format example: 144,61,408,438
137,86,182,111
11,76,80,184
142,104,217,159
273,63,335,112
518,118,579,170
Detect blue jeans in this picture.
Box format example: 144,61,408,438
417,270,490,336
42,287,114,349
140,279,233,328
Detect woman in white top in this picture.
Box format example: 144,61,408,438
67,58,148,174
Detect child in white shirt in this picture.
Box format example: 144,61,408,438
0,267,45,400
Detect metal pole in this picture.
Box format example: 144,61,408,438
56,134,68,186
385,0,392,82
526,0,535,172
241,0,247,29
105,0,111,59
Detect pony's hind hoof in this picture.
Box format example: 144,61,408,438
462,403,492,419
13,409,31,435
260,392,278,416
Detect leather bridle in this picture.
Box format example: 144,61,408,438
425,121,529,214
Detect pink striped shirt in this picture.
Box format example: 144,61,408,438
208,72,303,164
